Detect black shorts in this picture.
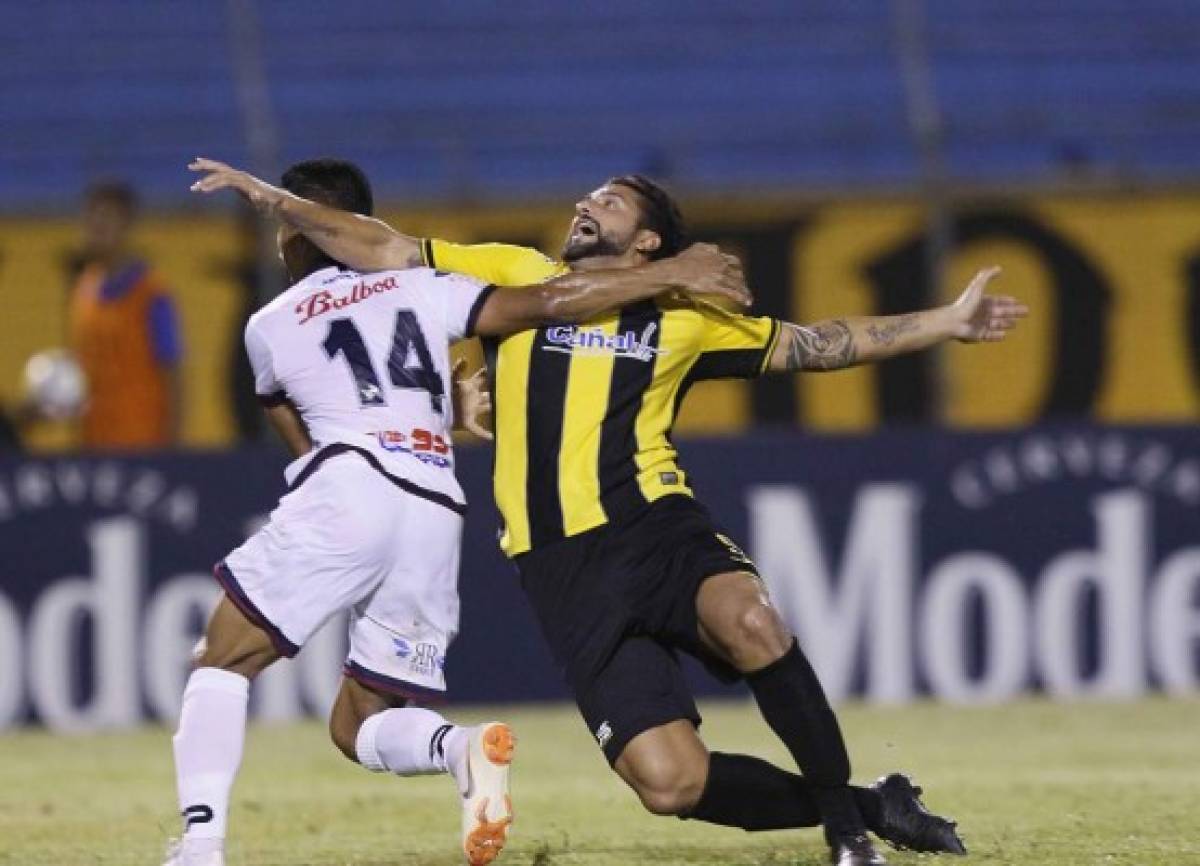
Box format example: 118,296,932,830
514,494,760,764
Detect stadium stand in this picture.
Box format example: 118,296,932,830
1,0,1198,209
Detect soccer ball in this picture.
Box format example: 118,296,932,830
22,349,87,420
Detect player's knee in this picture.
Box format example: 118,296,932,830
190,636,208,667
637,777,705,817
328,711,361,764
630,760,706,817
195,596,280,679
732,602,790,659
195,639,275,680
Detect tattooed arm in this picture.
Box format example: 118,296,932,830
766,266,1028,373
768,312,931,372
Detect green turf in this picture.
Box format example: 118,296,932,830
1,698,1197,865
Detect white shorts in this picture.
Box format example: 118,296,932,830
217,447,464,700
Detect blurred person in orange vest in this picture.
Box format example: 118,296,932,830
66,182,183,449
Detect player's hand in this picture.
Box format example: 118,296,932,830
667,243,753,309
188,157,283,214
452,358,493,441
948,266,1029,343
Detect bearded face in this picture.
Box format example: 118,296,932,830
561,218,634,262
561,184,644,263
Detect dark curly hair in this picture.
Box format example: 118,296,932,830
608,174,690,260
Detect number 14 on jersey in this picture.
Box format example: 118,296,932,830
322,311,446,413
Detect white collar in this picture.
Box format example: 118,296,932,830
295,266,359,289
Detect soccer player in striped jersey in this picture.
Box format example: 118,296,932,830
191,158,1026,866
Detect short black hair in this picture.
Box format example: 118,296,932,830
281,158,373,216
608,174,690,260
84,181,139,218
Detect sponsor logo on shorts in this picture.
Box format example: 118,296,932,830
595,721,613,748
393,638,445,677
542,323,665,362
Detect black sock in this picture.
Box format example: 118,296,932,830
687,752,821,830
686,752,883,833
746,639,864,838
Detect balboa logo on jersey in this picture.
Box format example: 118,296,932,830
374,428,452,468
295,275,400,325
543,323,665,362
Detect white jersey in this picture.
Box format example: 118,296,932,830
245,265,494,506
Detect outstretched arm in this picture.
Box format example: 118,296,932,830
189,157,752,318
472,244,749,336
766,266,1027,373
189,158,421,271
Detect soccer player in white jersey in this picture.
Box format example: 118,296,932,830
165,158,747,866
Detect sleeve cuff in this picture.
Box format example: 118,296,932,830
757,319,783,375
464,284,498,338
257,391,289,407
420,238,436,268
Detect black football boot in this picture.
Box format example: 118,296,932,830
828,831,888,865
871,773,967,855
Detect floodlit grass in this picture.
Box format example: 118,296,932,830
1,698,1197,865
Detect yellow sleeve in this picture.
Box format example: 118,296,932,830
691,306,782,380
420,239,566,287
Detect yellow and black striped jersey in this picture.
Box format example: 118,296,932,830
423,238,781,557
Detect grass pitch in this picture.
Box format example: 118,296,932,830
1,698,1197,866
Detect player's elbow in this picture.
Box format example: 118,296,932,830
536,285,574,322
380,231,422,269
346,220,419,270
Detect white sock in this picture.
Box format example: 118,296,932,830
172,667,250,848
355,707,467,778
